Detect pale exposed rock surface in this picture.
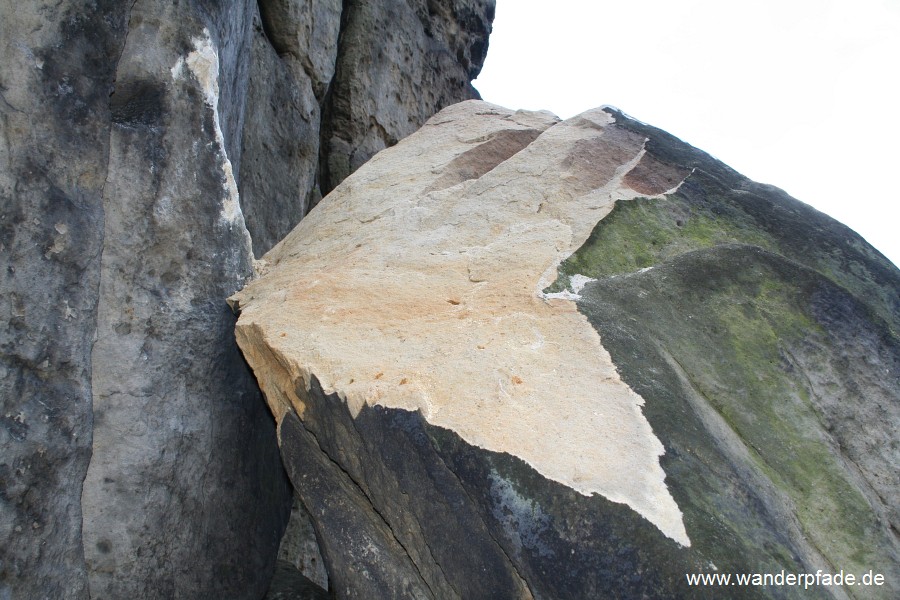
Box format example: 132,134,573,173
233,100,900,599
236,100,689,543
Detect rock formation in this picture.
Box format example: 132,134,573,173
231,100,900,598
0,1,493,598
318,0,495,197
244,0,495,255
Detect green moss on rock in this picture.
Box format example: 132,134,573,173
540,113,900,595
568,241,898,599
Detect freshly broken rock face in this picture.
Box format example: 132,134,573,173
232,100,899,599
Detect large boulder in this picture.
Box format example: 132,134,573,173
231,100,899,598
1,0,494,597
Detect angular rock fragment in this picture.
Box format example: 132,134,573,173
232,100,899,599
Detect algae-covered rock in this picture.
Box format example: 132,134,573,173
232,100,899,598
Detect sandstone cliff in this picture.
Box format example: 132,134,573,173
231,100,899,599
0,1,493,598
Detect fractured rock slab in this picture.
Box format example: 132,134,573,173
233,99,900,598
235,100,689,544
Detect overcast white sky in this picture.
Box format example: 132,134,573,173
473,0,900,267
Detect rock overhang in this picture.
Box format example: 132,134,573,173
231,99,695,545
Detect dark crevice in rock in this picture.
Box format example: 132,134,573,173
317,0,493,197
279,409,436,598
417,535,460,600
256,0,287,56
264,560,329,600
368,115,396,147
335,400,447,598
271,495,329,591
239,10,320,255
315,0,352,202
325,395,460,597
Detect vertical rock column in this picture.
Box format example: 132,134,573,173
0,2,128,598
240,0,342,257
80,1,290,598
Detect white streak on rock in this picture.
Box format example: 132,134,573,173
541,274,598,301
173,29,253,251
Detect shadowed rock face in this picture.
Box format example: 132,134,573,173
318,0,495,197
232,100,899,598
2,2,290,598
1,1,493,598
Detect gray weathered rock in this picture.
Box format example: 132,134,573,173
264,560,329,600
277,498,328,591
1,0,495,596
232,100,900,599
239,11,321,256
78,3,292,598
257,0,342,101
1,2,128,597
319,0,495,195
242,0,496,250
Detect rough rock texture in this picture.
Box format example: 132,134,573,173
0,1,291,599
244,0,495,253
1,3,129,597
239,11,322,257
264,560,329,600
318,0,496,195
1,0,493,598
231,100,900,598
78,4,292,598
276,499,328,590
